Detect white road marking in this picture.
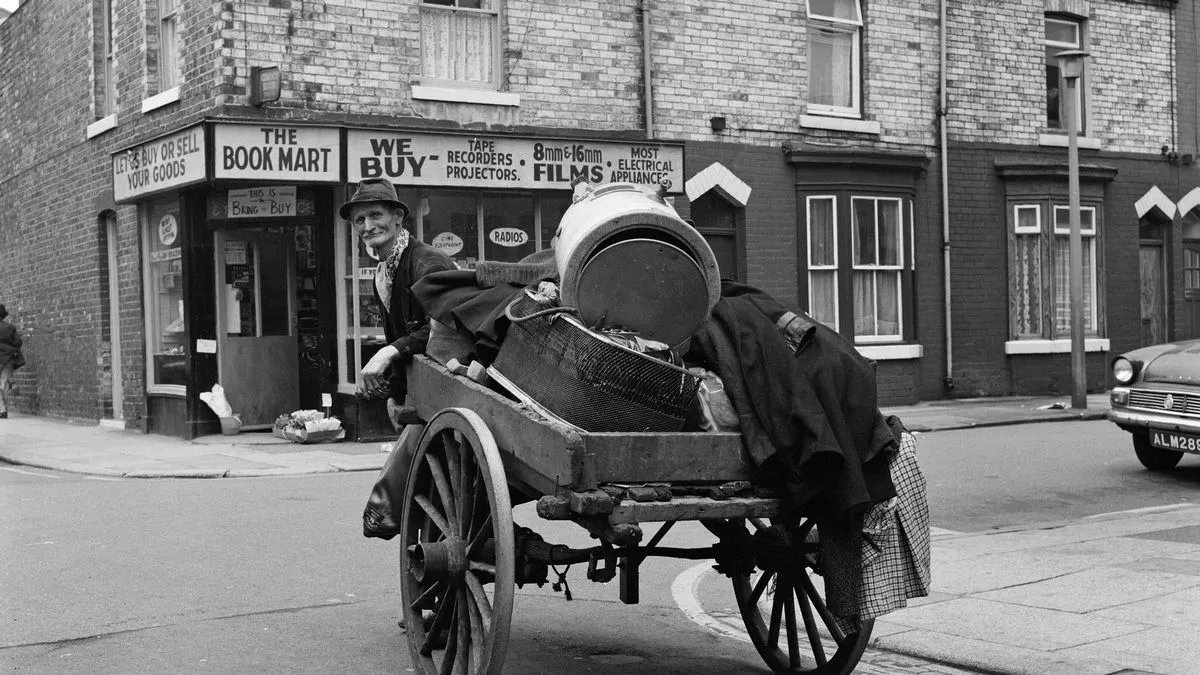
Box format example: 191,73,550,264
671,561,751,643
0,466,61,478
1084,502,1197,519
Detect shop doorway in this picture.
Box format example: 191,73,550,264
215,228,299,428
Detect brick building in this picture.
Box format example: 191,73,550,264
942,0,1198,399
0,0,1193,437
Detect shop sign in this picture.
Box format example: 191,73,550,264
489,228,528,247
158,214,178,245
150,248,182,263
113,125,206,202
432,232,464,256
225,240,248,265
227,186,298,218
214,124,340,181
346,131,684,192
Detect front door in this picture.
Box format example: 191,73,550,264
1185,242,1200,341
216,228,299,428
1139,243,1166,345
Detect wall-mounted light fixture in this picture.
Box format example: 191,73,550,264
249,66,282,106
709,116,727,133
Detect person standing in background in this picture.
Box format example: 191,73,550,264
0,303,25,419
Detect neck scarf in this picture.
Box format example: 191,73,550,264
375,228,411,312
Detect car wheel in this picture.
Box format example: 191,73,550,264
1132,431,1184,471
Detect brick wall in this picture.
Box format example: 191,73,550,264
1179,0,1199,157
0,0,149,424
947,139,1182,397
946,0,1173,154
208,0,938,148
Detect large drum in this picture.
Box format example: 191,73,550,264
553,182,720,347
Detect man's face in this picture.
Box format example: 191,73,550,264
349,203,403,251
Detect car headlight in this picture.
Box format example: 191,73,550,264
1112,357,1136,385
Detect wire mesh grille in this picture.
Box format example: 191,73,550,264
492,294,701,432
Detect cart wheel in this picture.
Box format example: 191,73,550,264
727,518,873,674
399,408,515,675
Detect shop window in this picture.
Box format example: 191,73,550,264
420,0,500,89
1045,15,1087,134
335,188,566,394
804,193,911,343
539,192,573,248
142,196,186,391
482,194,536,263
1008,201,1102,339
805,0,863,118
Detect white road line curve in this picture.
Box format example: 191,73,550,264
0,466,61,478
671,561,751,644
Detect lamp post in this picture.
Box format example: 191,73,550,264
1057,49,1089,409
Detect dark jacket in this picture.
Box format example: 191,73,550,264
687,281,897,519
375,239,458,400
0,318,23,371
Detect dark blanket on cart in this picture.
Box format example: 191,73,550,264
411,249,558,365
687,281,899,619
688,280,897,516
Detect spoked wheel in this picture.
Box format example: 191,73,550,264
726,517,873,674
399,408,515,675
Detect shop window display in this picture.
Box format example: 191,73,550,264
335,187,571,394
338,227,387,391
143,197,186,388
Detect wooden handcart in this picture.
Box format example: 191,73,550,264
398,355,874,674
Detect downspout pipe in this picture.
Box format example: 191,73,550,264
939,0,954,390
642,0,654,139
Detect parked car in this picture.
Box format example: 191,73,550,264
1108,339,1200,470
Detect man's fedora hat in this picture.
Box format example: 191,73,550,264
339,178,410,221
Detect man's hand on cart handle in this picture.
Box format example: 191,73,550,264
361,344,400,395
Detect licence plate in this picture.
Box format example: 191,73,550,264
1150,430,1200,453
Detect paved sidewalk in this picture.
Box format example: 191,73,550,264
871,502,1200,675
0,415,390,478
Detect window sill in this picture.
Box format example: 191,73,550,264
1005,338,1109,354
86,114,118,139
412,85,520,107
146,384,187,397
856,344,923,360
800,114,880,135
1038,133,1101,150
141,86,181,113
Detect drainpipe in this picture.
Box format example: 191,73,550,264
939,0,954,390
642,0,655,139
